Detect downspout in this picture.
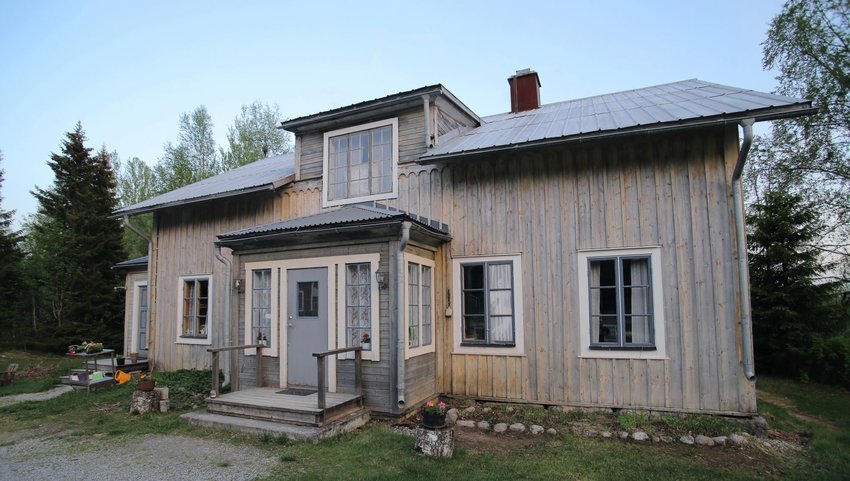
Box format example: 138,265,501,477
214,243,233,387
396,221,412,409
423,96,432,148
731,119,756,382
123,215,152,365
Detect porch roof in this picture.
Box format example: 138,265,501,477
216,204,450,246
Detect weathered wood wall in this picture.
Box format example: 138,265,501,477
122,270,147,356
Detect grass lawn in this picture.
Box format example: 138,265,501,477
0,350,77,395
1,349,849,480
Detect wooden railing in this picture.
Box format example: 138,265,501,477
207,344,265,398
312,346,362,409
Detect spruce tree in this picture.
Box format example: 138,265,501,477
0,150,25,344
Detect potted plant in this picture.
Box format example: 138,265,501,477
361,332,371,350
137,373,156,392
116,355,126,366
421,399,448,428
129,352,139,363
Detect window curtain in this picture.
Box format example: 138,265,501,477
488,263,514,343
625,259,651,344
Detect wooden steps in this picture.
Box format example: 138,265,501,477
204,387,363,427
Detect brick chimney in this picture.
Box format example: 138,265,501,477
508,68,541,113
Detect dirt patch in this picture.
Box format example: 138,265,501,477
758,391,834,429
453,429,538,454
641,440,794,478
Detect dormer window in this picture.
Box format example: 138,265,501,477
322,118,399,207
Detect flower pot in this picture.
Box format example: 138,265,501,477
361,342,371,351
422,411,447,428
137,380,156,392
116,358,126,366
129,352,139,363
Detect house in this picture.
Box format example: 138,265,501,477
115,70,814,425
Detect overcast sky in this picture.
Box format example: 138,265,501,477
0,0,786,227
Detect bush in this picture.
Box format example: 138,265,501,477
155,369,213,411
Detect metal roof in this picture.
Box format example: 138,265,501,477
113,255,148,270
218,204,450,240
114,153,295,216
421,79,815,161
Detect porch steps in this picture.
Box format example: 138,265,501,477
180,407,370,443
204,389,364,426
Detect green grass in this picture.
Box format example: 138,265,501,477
0,350,76,395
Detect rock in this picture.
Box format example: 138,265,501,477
713,436,727,446
659,435,673,443
456,420,476,428
481,407,492,414
601,431,613,438
729,433,746,445
530,425,544,435
652,436,661,443
130,390,160,415
446,410,459,426
463,406,476,415
159,400,169,413
619,431,630,440
546,428,557,435
751,416,769,437
154,386,169,400
477,421,490,431
493,423,508,433
695,435,715,447
584,429,598,437
509,423,526,433
414,426,454,458
632,431,649,441
680,435,695,445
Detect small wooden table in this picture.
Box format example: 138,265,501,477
64,349,117,392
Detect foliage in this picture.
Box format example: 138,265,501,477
155,106,221,193
220,101,292,170
0,350,75,396
748,189,849,385
0,150,26,345
27,125,125,351
112,153,156,259
155,369,213,411
758,0,850,271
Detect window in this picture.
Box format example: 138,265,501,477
344,263,373,351
578,248,666,359
177,276,211,344
251,269,272,348
452,255,525,356
406,256,434,358
322,118,399,207
137,285,148,351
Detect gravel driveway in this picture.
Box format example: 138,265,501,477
0,428,277,481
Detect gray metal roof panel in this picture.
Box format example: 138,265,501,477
421,79,812,160
113,255,149,269
218,204,450,239
114,153,295,215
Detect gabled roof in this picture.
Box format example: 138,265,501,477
218,204,450,242
114,153,295,216
420,79,816,161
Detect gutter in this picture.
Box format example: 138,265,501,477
123,215,152,366
214,243,233,387
731,119,756,382
396,222,411,410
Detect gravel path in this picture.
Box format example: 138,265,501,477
0,429,277,481
0,385,74,408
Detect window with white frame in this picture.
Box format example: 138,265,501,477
406,256,434,358
344,262,373,351
251,269,272,348
452,255,525,356
323,118,398,207
178,276,211,344
578,248,666,359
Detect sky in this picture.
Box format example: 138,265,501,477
0,0,786,228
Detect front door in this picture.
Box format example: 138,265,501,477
286,268,328,387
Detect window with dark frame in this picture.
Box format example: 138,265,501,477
138,285,148,351
461,261,515,346
251,269,272,348
588,256,654,350
181,278,209,338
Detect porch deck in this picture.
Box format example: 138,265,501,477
205,387,363,426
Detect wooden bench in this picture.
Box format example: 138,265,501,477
0,363,18,387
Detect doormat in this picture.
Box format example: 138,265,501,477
276,388,317,396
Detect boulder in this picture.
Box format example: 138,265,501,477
632,431,649,441
477,421,491,431
509,423,526,433
695,435,715,447
493,423,508,433
530,425,544,435
680,435,695,445
456,420,476,428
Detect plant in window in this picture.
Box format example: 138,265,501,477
361,332,371,348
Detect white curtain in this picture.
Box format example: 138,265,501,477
488,263,514,343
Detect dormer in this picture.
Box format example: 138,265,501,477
281,85,479,208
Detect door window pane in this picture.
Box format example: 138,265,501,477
298,281,319,317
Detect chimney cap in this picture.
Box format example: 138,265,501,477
509,68,541,87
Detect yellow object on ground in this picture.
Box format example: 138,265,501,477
114,370,131,385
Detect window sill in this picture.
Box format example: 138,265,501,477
589,345,657,351
176,336,211,346
460,342,516,348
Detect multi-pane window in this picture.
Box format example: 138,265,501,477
461,262,515,346
587,256,654,349
182,278,209,338
345,263,372,350
251,269,272,348
327,124,394,202
408,262,433,349
138,285,148,351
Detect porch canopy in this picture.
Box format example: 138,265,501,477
216,203,451,250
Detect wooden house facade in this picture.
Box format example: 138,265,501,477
116,71,814,418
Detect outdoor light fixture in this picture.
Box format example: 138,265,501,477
375,272,387,289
